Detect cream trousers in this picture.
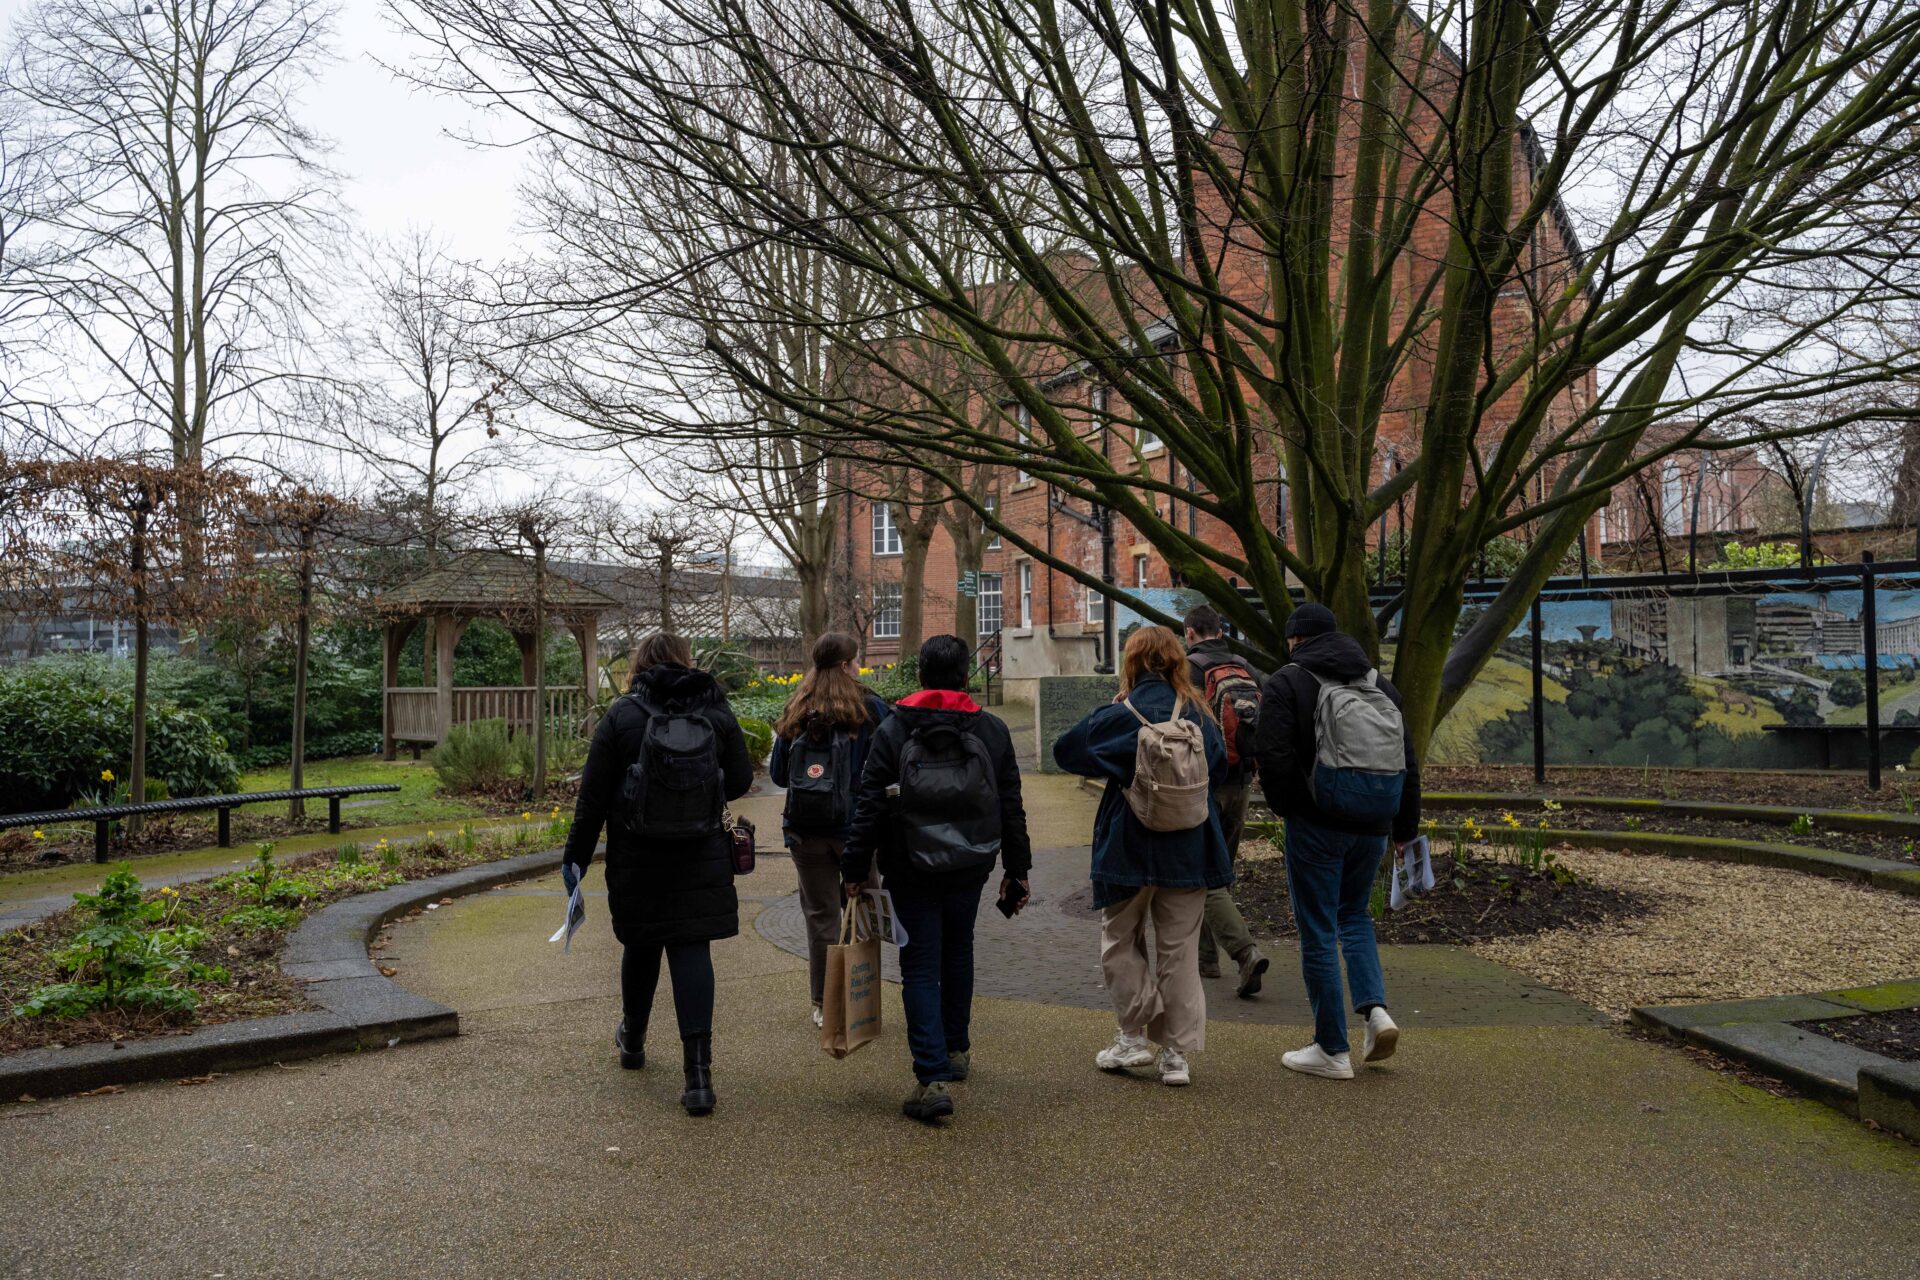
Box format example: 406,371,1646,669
1099,885,1208,1053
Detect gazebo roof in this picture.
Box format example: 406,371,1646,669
378,551,620,617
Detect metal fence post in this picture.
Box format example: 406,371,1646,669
1864,550,1880,790
1531,595,1546,784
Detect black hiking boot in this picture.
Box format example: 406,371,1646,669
680,1035,716,1116
614,1020,645,1070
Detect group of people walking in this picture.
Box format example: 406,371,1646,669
562,602,1421,1120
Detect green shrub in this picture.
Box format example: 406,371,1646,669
0,664,240,813
509,719,589,779
233,730,381,771
737,716,774,763
434,718,516,792
693,641,762,692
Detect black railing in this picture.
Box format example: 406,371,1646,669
0,785,403,863
973,629,1004,700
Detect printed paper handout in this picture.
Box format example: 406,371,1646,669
549,861,586,952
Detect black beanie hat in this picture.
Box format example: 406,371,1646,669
1286,602,1337,639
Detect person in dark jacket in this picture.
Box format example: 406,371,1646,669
563,632,754,1115
1253,602,1421,1080
843,634,1031,1123
768,632,891,1029
1053,625,1229,1088
1183,604,1270,998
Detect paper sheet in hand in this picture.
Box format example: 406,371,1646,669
549,862,586,952
1388,835,1436,912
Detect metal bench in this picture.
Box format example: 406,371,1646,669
0,785,404,863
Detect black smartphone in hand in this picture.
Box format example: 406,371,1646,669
996,880,1029,918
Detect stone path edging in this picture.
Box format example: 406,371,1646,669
1,848,562,1101
1632,977,1920,1141
1425,791,1920,840
1530,826,1920,895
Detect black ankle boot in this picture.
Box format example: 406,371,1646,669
680,1034,715,1116
614,1020,645,1070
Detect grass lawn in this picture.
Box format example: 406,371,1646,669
6,758,490,868
233,756,485,828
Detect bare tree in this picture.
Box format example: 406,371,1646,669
329,230,523,566
2,0,340,467
399,0,1920,755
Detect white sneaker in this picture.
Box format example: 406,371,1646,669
1282,1042,1355,1080
1158,1048,1191,1086
810,1005,824,1029
1363,1008,1398,1063
1095,1029,1155,1071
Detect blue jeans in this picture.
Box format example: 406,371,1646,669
891,883,984,1083
1284,816,1388,1055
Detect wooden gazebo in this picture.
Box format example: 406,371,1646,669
376,551,619,759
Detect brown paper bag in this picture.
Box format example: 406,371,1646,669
820,899,883,1059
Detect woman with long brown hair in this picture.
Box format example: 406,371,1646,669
1052,624,1228,1087
768,632,890,1028
564,631,754,1116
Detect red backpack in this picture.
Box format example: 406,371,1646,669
1202,660,1263,770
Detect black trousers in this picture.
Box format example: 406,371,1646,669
621,940,715,1042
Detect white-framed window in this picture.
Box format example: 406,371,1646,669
1015,404,1033,484
984,493,1001,550
1138,424,1163,455
1018,561,1033,628
872,502,901,556
1134,554,1150,589
978,573,1003,637
872,582,902,638
1087,583,1107,625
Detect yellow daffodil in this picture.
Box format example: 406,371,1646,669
1542,798,1563,813
100,768,114,782
522,811,533,821
1537,818,1550,829
1501,812,1521,829
31,829,44,840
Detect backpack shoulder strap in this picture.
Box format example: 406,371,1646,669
1121,696,1152,728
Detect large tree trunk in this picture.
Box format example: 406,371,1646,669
897,518,936,656
797,561,830,643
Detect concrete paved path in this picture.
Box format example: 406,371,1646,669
3,836,1917,1278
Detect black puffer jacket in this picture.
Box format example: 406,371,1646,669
564,663,755,946
841,690,1032,896
1252,631,1422,843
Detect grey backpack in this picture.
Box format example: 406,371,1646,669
1300,667,1406,824
1120,696,1212,832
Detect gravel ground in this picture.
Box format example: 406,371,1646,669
1472,848,1920,1017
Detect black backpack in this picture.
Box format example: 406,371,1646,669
619,695,725,840
784,716,856,835
895,721,1002,874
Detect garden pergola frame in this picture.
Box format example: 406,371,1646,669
374,551,618,759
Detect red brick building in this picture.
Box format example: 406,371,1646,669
844,33,1601,685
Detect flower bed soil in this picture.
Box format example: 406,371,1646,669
1439,806,1920,865
1226,850,1651,946
1427,764,1914,813
0,780,578,873
0,831,549,1056
1798,1008,1920,1064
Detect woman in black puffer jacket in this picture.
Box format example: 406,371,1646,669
564,633,753,1115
